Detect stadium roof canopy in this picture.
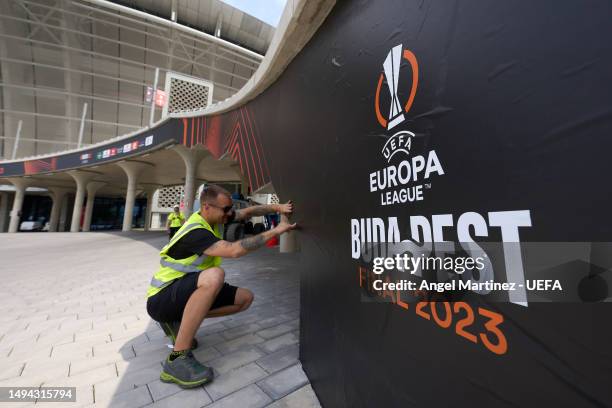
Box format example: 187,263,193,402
0,0,275,159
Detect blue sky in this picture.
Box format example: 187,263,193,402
220,0,287,27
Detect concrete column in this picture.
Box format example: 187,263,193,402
117,161,153,232
124,176,137,232
145,189,154,231
0,192,9,232
58,195,69,232
48,191,64,232
47,187,72,232
83,182,106,232
142,185,159,231
174,146,206,217
7,178,30,233
68,171,96,232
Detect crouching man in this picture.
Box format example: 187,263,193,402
146,185,296,388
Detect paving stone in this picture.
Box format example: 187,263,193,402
267,384,322,408
94,383,152,407
214,334,265,355
208,384,272,408
205,362,268,401
199,321,229,334
119,358,163,378
109,329,149,345
68,363,117,387
256,323,296,340
59,319,94,333
195,332,226,347
51,342,94,359
275,305,297,314
42,379,94,407
256,315,293,330
132,337,169,355
131,346,170,364
6,342,51,360
256,344,299,374
0,331,32,349
76,311,108,321
250,304,282,315
21,359,69,379
46,312,78,321
145,329,167,341
206,347,266,375
193,346,223,362
93,340,137,360
75,332,112,346
18,313,51,327
221,323,263,340
259,332,299,354
287,319,300,329
95,363,160,400
0,375,45,388
223,314,262,329
147,378,182,401
70,357,120,376
106,312,140,323
36,330,76,346
150,387,212,407
285,311,300,320
257,364,309,400
91,320,126,332
93,376,129,402
2,330,39,349
0,361,25,380
115,353,165,376
144,322,163,333
4,362,68,386
124,319,153,332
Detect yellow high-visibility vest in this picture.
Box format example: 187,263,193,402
147,212,222,298
167,212,185,228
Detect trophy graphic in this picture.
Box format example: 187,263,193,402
383,44,406,130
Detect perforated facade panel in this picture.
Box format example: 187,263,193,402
163,72,214,118
155,186,184,210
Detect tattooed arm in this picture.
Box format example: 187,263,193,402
203,219,297,258
234,201,293,222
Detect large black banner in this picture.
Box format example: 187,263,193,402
232,1,612,406
2,1,610,406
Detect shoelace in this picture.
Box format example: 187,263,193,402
182,352,205,371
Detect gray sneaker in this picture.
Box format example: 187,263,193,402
160,321,199,349
160,350,214,388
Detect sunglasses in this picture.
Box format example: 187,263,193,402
207,202,233,213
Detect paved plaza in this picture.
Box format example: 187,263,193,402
0,232,320,407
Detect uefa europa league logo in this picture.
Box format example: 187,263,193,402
375,44,419,131
383,45,406,130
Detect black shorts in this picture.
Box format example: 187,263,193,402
147,272,238,323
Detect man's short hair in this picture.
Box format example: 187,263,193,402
200,184,231,204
